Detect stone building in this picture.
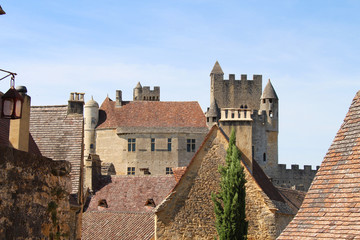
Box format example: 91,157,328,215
205,61,318,191
154,125,305,240
83,84,208,182
278,90,360,239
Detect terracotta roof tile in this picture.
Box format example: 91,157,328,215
86,175,176,212
97,98,206,129
82,212,154,240
278,90,360,239
29,105,83,194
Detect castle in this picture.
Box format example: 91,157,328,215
205,61,317,191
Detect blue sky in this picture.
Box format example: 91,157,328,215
1,0,360,168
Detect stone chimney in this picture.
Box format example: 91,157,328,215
85,154,102,192
67,92,85,115
115,90,122,107
8,86,30,152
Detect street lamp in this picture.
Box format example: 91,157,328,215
0,69,24,119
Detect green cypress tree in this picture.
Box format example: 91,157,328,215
212,130,248,240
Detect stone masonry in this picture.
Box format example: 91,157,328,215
0,145,74,239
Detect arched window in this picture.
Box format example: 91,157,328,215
240,105,244,109
244,105,248,109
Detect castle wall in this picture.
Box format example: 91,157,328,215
212,74,262,110
271,164,319,191
0,145,75,239
96,128,207,176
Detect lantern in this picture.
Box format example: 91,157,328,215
1,76,23,119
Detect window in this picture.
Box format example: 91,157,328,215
98,199,108,208
127,167,135,175
212,117,217,122
269,110,273,118
168,138,172,151
90,143,94,149
187,139,196,152
263,153,267,162
166,167,173,175
269,99,273,103
128,138,136,152
151,138,155,152
263,99,266,103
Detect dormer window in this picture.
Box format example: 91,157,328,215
98,199,108,208
145,199,156,207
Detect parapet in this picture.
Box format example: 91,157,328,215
141,86,160,101
221,74,262,83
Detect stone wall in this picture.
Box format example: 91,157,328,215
0,145,73,239
155,127,289,240
96,128,207,176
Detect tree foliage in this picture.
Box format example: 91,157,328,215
212,130,248,240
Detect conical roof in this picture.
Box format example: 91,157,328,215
135,82,142,89
261,79,278,99
85,96,99,108
206,100,219,117
210,61,224,75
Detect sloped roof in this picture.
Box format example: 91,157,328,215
278,90,360,239
29,105,83,194
97,98,207,129
261,79,278,99
86,175,176,212
82,212,154,240
210,61,224,75
156,125,296,214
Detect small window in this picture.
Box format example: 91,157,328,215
269,99,273,103
263,99,266,103
168,138,172,151
240,105,244,109
207,117,209,122
244,105,248,109
128,138,136,152
231,113,235,118
98,199,108,208
187,139,196,152
263,153,266,162
166,167,173,175
151,138,155,152
212,117,217,122
269,111,273,118
127,167,135,175
244,111,247,118
90,143,94,149
225,110,228,118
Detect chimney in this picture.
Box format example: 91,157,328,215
9,86,30,152
68,92,85,115
115,90,122,107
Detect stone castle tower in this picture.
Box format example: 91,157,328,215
206,61,316,190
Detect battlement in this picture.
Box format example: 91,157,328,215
271,163,320,191
219,108,252,122
133,84,160,101
223,74,262,83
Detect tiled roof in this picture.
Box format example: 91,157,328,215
172,167,187,183
29,105,83,194
86,175,176,212
82,212,154,240
97,98,207,129
278,90,360,239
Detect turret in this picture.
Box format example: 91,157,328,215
84,96,99,157
260,79,278,131
133,82,142,101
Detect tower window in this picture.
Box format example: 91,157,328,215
244,105,248,109
212,117,217,122
240,105,244,109
187,139,196,152
263,99,266,103
128,138,136,152
269,99,273,103
269,111,273,118
168,138,172,151
207,117,209,122
90,144,94,149
166,167,173,175
151,138,155,151
263,153,267,162
127,167,135,175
